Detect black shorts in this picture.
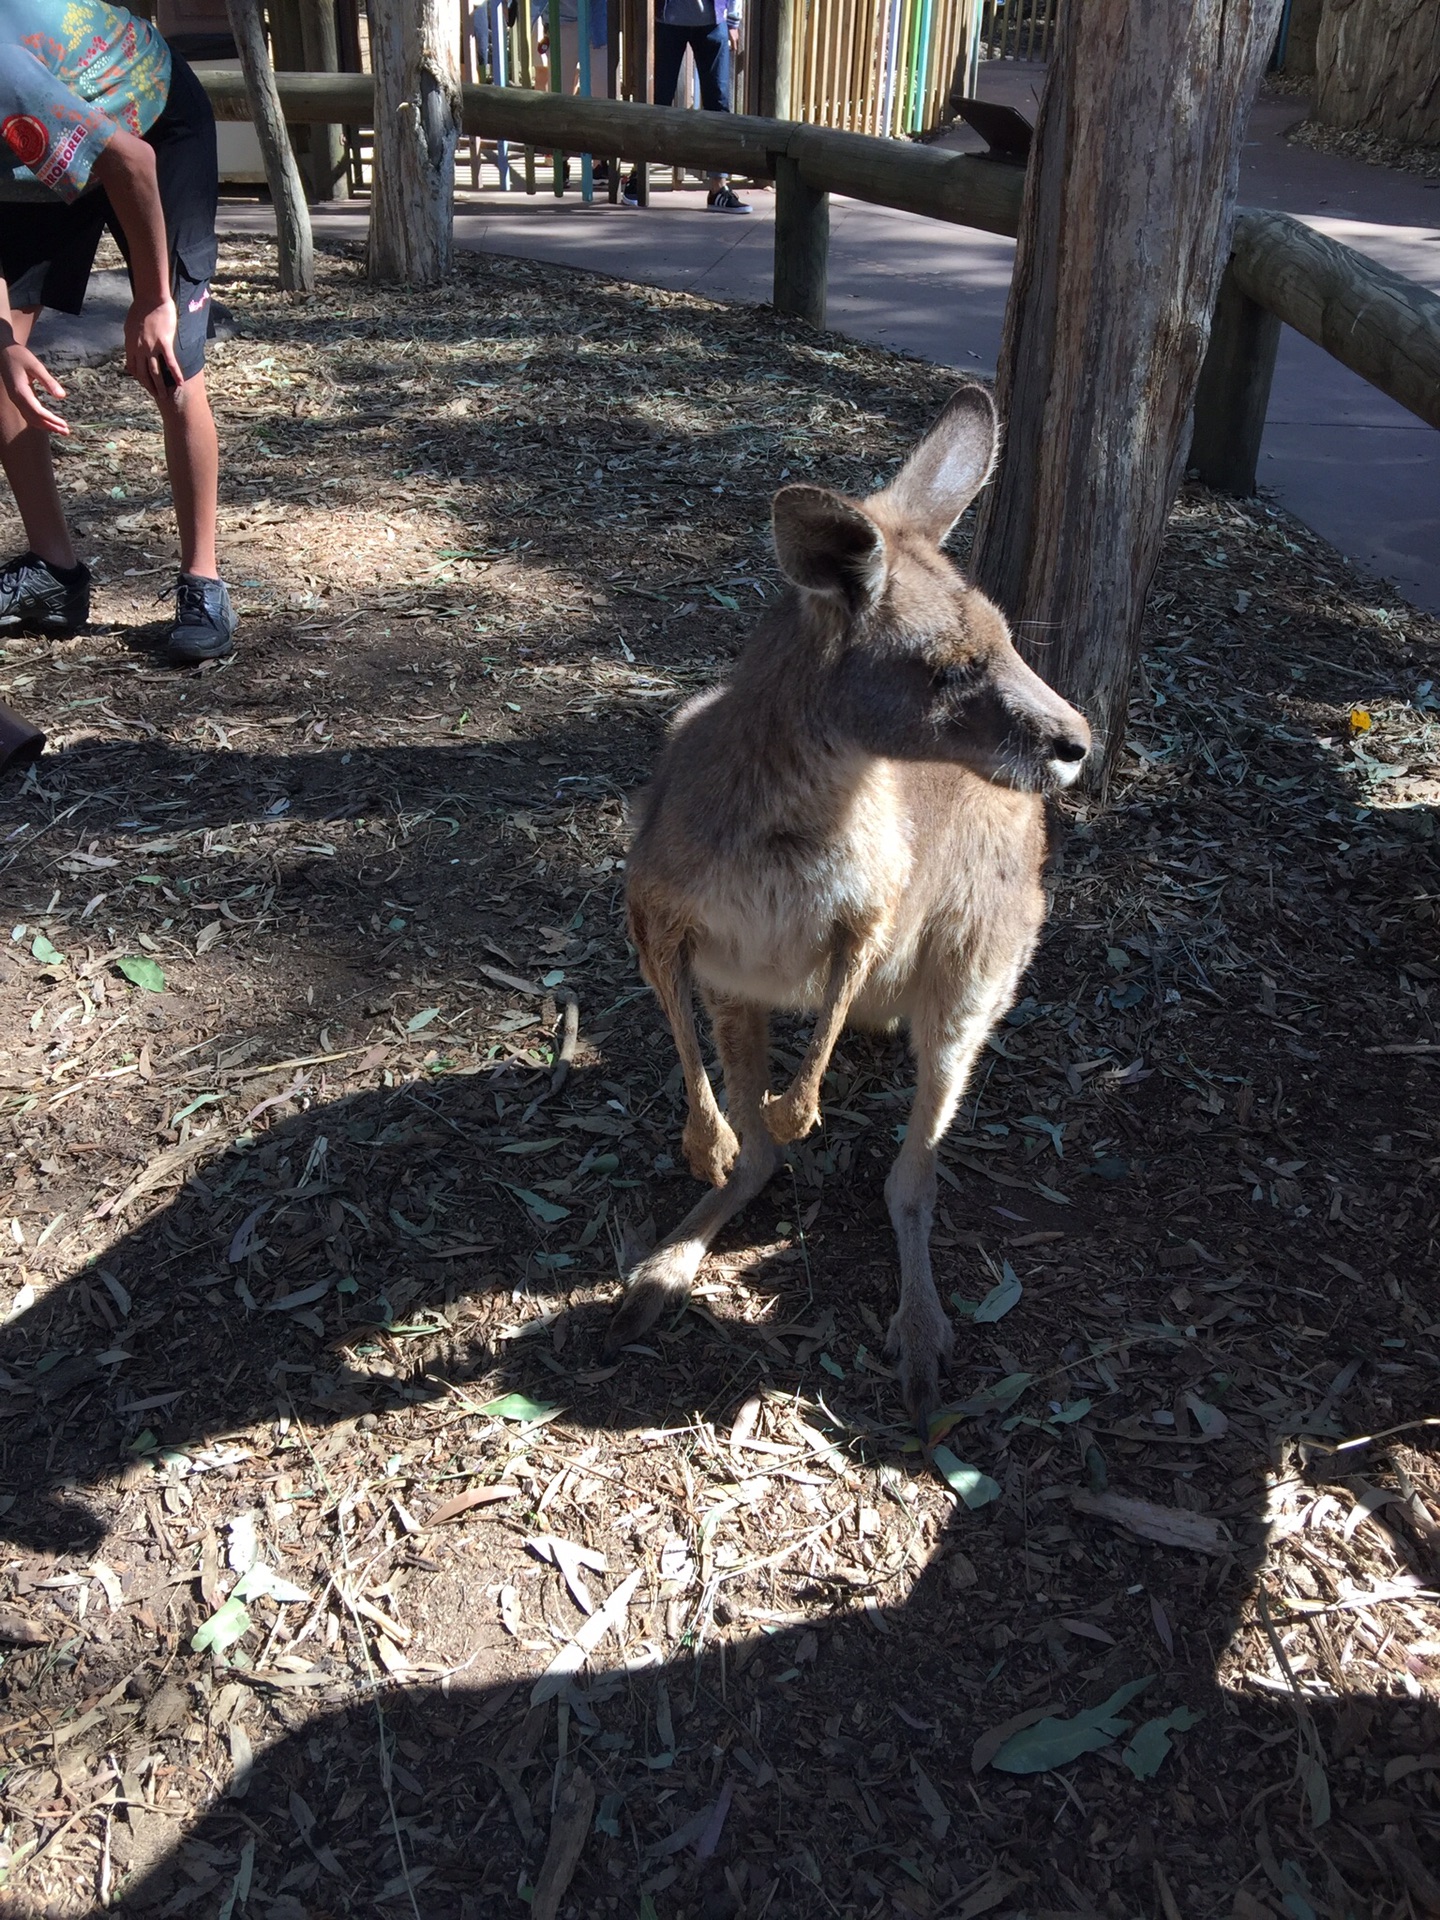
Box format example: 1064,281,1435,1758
0,50,219,381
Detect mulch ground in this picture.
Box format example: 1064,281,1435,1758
0,235,1437,1920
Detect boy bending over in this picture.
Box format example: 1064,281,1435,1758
0,1,235,662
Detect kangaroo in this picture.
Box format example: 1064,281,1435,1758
606,385,1091,1428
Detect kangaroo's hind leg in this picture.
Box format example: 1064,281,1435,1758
884,1002,998,1430
607,994,781,1353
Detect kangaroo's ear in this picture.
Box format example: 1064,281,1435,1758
870,384,999,543
772,484,886,608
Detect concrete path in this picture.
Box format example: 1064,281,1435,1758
37,63,1440,613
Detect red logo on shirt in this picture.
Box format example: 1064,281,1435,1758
2,115,48,169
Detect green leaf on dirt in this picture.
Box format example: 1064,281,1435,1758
117,955,166,993
191,1596,251,1656
927,1372,1034,1442
541,969,566,988
503,1185,571,1224
127,1428,158,1455
973,1264,1022,1323
818,1353,845,1379
479,1392,562,1425
30,933,64,965
990,1677,1153,1773
1050,1398,1093,1425
406,1007,440,1032
931,1445,1001,1508
1121,1706,1202,1780
497,1138,563,1156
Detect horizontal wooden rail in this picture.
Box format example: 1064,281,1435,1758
194,70,1028,237
3,69,1434,494
1230,208,1440,434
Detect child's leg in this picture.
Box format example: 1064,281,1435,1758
156,371,218,580
0,307,78,570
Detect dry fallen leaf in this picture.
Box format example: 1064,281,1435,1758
427,1484,522,1527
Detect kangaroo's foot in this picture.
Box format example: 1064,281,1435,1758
885,1296,955,1435
605,1240,700,1354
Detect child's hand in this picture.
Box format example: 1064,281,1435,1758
0,341,68,435
124,297,184,399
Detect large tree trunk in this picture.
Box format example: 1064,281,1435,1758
973,0,1282,791
226,0,314,292
366,0,461,287
1315,0,1440,147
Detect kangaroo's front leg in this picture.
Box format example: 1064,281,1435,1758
884,1006,996,1430
762,931,876,1145
607,996,779,1352
631,903,737,1187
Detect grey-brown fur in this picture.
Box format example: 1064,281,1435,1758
606,386,1090,1428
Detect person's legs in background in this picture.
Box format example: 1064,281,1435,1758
692,18,748,209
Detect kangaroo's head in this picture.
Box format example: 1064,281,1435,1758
770,385,1091,793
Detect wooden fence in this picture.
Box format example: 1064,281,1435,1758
978,0,1061,62
2,67,1429,504
784,0,980,138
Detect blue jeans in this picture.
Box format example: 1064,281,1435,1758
653,20,731,112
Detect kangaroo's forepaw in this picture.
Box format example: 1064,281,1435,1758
682,1113,740,1187
885,1302,955,1436
761,1087,821,1146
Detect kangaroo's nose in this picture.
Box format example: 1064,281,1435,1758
1050,733,1088,764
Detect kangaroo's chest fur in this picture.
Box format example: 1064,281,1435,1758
628,687,1048,1025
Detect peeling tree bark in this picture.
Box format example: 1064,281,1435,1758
366,0,461,286
972,0,1283,790
226,0,314,292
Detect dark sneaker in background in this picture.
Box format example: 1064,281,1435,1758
706,185,751,214
0,551,91,637
168,572,237,664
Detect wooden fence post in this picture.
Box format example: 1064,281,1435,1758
226,0,314,291
1187,257,1281,496
298,0,348,200
773,154,828,326
756,0,796,120
972,0,1284,792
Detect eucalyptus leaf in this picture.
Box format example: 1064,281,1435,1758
30,933,64,965
191,1596,251,1656
503,1184,570,1225
931,1445,1001,1508
973,1264,1022,1323
991,1677,1153,1773
117,955,166,993
233,1562,311,1605
1121,1706,1201,1780
479,1392,562,1425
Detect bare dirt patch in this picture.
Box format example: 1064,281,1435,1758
0,239,1437,1920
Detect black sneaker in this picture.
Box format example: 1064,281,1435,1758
168,572,237,664
706,185,751,214
0,551,90,636
621,168,640,206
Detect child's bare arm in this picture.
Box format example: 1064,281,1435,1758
0,278,69,434
91,130,184,396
